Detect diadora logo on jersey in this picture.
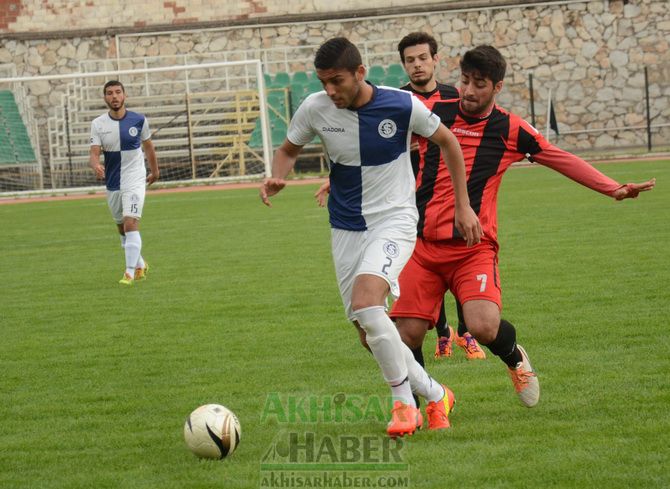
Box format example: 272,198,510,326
322,126,345,133
378,119,397,138
129,127,139,137
382,240,400,258
452,127,482,137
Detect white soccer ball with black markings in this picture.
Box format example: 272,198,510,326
184,404,241,459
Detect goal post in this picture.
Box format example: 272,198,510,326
0,60,273,196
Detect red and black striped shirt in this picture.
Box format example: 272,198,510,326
416,100,623,243
400,82,459,177
400,82,459,104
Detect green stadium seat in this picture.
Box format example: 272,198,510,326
0,153,16,164
290,84,306,112
367,65,386,84
386,64,405,77
306,79,323,94
271,72,291,88
247,118,270,149
290,82,309,98
271,127,286,146
267,98,287,123
17,149,36,162
270,117,287,131
0,93,14,104
0,93,38,166
291,71,309,84
382,75,403,88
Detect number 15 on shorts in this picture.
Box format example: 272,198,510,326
476,274,488,292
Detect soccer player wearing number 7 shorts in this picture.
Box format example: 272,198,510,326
390,45,655,408
89,80,159,285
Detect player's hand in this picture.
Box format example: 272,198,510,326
92,164,105,180
612,178,656,200
455,205,482,247
260,178,286,207
410,141,420,152
146,171,159,186
314,180,330,207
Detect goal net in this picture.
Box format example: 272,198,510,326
0,60,272,195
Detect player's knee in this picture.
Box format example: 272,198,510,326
465,316,499,344
123,218,139,233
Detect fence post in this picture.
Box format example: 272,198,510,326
64,102,73,188
529,73,536,128
644,66,652,152
185,93,196,179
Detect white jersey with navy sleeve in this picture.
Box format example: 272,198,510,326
288,85,440,231
90,111,151,191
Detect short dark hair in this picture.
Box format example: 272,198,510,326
460,45,507,84
314,37,362,73
103,80,125,95
397,32,438,63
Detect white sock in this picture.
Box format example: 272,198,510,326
354,306,415,407
124,231,142,276
136,255,145,270
389,377,414,407
400,344,445,403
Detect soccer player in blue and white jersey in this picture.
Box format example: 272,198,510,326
260,37,482,437
89,80,159,286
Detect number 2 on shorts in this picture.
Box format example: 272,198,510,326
476,274,487,292
382,257,392,275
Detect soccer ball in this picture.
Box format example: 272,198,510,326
184,404,241,459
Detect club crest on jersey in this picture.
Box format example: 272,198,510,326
378,119,397,139
382,241,400,258
129,127,138,137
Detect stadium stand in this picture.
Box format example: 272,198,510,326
0,90,37,164
40,43,408,188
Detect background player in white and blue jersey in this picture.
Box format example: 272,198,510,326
89,80,159,285
260,37,482,438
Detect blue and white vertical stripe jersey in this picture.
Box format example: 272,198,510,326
90,111,151,191
287,85,441,231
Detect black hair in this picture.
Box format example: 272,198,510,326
397,32,438,63
460,45,507,84
314,37,363,73
103,80,125,95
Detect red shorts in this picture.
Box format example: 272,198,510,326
390,238,501,327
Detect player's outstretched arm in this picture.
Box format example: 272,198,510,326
260,139,304,207
428,124,482,246
611,179,656,200
531,145,656,200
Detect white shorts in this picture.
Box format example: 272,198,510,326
331,217,417,321
106,186,145,224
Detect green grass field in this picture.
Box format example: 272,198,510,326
1,160,669,489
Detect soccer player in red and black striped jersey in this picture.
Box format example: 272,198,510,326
390,45,655,408
397,32,487,364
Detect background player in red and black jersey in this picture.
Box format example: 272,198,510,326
390,45,655,408
397,32,487,363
